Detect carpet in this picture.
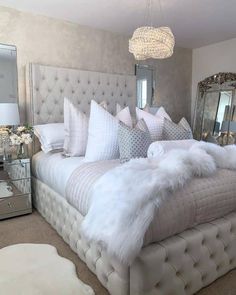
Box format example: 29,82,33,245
0,243,94,295
0,210,235,295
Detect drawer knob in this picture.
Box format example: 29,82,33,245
8,202,12,208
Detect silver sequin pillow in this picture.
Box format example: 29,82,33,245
118,119,152,163
163,117,193,140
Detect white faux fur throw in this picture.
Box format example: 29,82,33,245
81,142,236,265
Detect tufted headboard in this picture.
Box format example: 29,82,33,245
26,63,136,125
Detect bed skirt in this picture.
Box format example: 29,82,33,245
32,177,236,295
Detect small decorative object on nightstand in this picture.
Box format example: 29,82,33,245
0,157,32,220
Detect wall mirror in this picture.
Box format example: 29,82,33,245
0,43,18,103
193,73,236,145
135,64,155,108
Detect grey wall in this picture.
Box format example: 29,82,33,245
140,47,192,123
0,5,192,123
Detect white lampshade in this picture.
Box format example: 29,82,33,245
0,103,20,125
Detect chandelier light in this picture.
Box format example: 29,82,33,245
129,0,175,60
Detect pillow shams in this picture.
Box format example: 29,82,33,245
85,100,132,162
118,119,152,163
136,107,163,141
162,118,193,140
63,98,89,156
34,123,64,153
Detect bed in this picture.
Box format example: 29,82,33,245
27,63,236,295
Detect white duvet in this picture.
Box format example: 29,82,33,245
81,142,236,264
32,151,85,197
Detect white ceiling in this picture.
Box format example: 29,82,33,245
0,0,236,48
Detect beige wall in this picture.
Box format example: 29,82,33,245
145,47,192,123
0,5,192,123
192,38,236,120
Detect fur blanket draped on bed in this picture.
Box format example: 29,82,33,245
81,142,236,264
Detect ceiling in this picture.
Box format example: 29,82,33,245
0,0,236,48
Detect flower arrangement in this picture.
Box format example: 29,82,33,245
10,124,34,146
8,124,34,158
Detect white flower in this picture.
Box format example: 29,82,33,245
21,133,32,145
10,134,22,145
17,126,26,132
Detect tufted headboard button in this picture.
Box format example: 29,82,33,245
30,64,136,125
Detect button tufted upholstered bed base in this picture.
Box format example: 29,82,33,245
32,177,236,295
27,63,236,294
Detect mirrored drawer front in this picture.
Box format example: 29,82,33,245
0,194,31,217
4,159,30,180
0,179,31,197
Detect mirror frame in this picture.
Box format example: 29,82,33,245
193,72,236,143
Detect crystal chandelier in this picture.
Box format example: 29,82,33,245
129,0,175,60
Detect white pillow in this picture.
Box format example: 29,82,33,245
136,108,163,141
85,100,132,162
34,123,64,153
155,106,172,121
144,105,172,120
63,98,89,156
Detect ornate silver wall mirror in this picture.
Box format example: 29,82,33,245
135,64,155,108
193,72,236,145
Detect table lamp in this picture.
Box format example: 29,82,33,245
0,103,20,126
0,103,20,160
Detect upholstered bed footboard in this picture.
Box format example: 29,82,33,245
130,212,236,295
32,177,236,295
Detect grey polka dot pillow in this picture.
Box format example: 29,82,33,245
118,119,152,163
163,117,193,140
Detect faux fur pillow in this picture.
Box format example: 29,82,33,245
85,100,133,162
118,119,152,163
162,117,193,140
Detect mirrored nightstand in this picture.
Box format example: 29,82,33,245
0,158,32,220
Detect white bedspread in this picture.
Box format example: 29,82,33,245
80,143,236,263
32,151,84,197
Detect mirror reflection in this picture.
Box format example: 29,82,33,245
0,44,18,103
135,64,154,108
194,73,236,145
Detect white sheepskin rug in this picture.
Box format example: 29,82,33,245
82,142,236,265
0,244,94,295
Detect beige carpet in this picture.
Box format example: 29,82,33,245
0,210,235,295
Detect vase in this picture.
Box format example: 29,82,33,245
17,143,25,159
